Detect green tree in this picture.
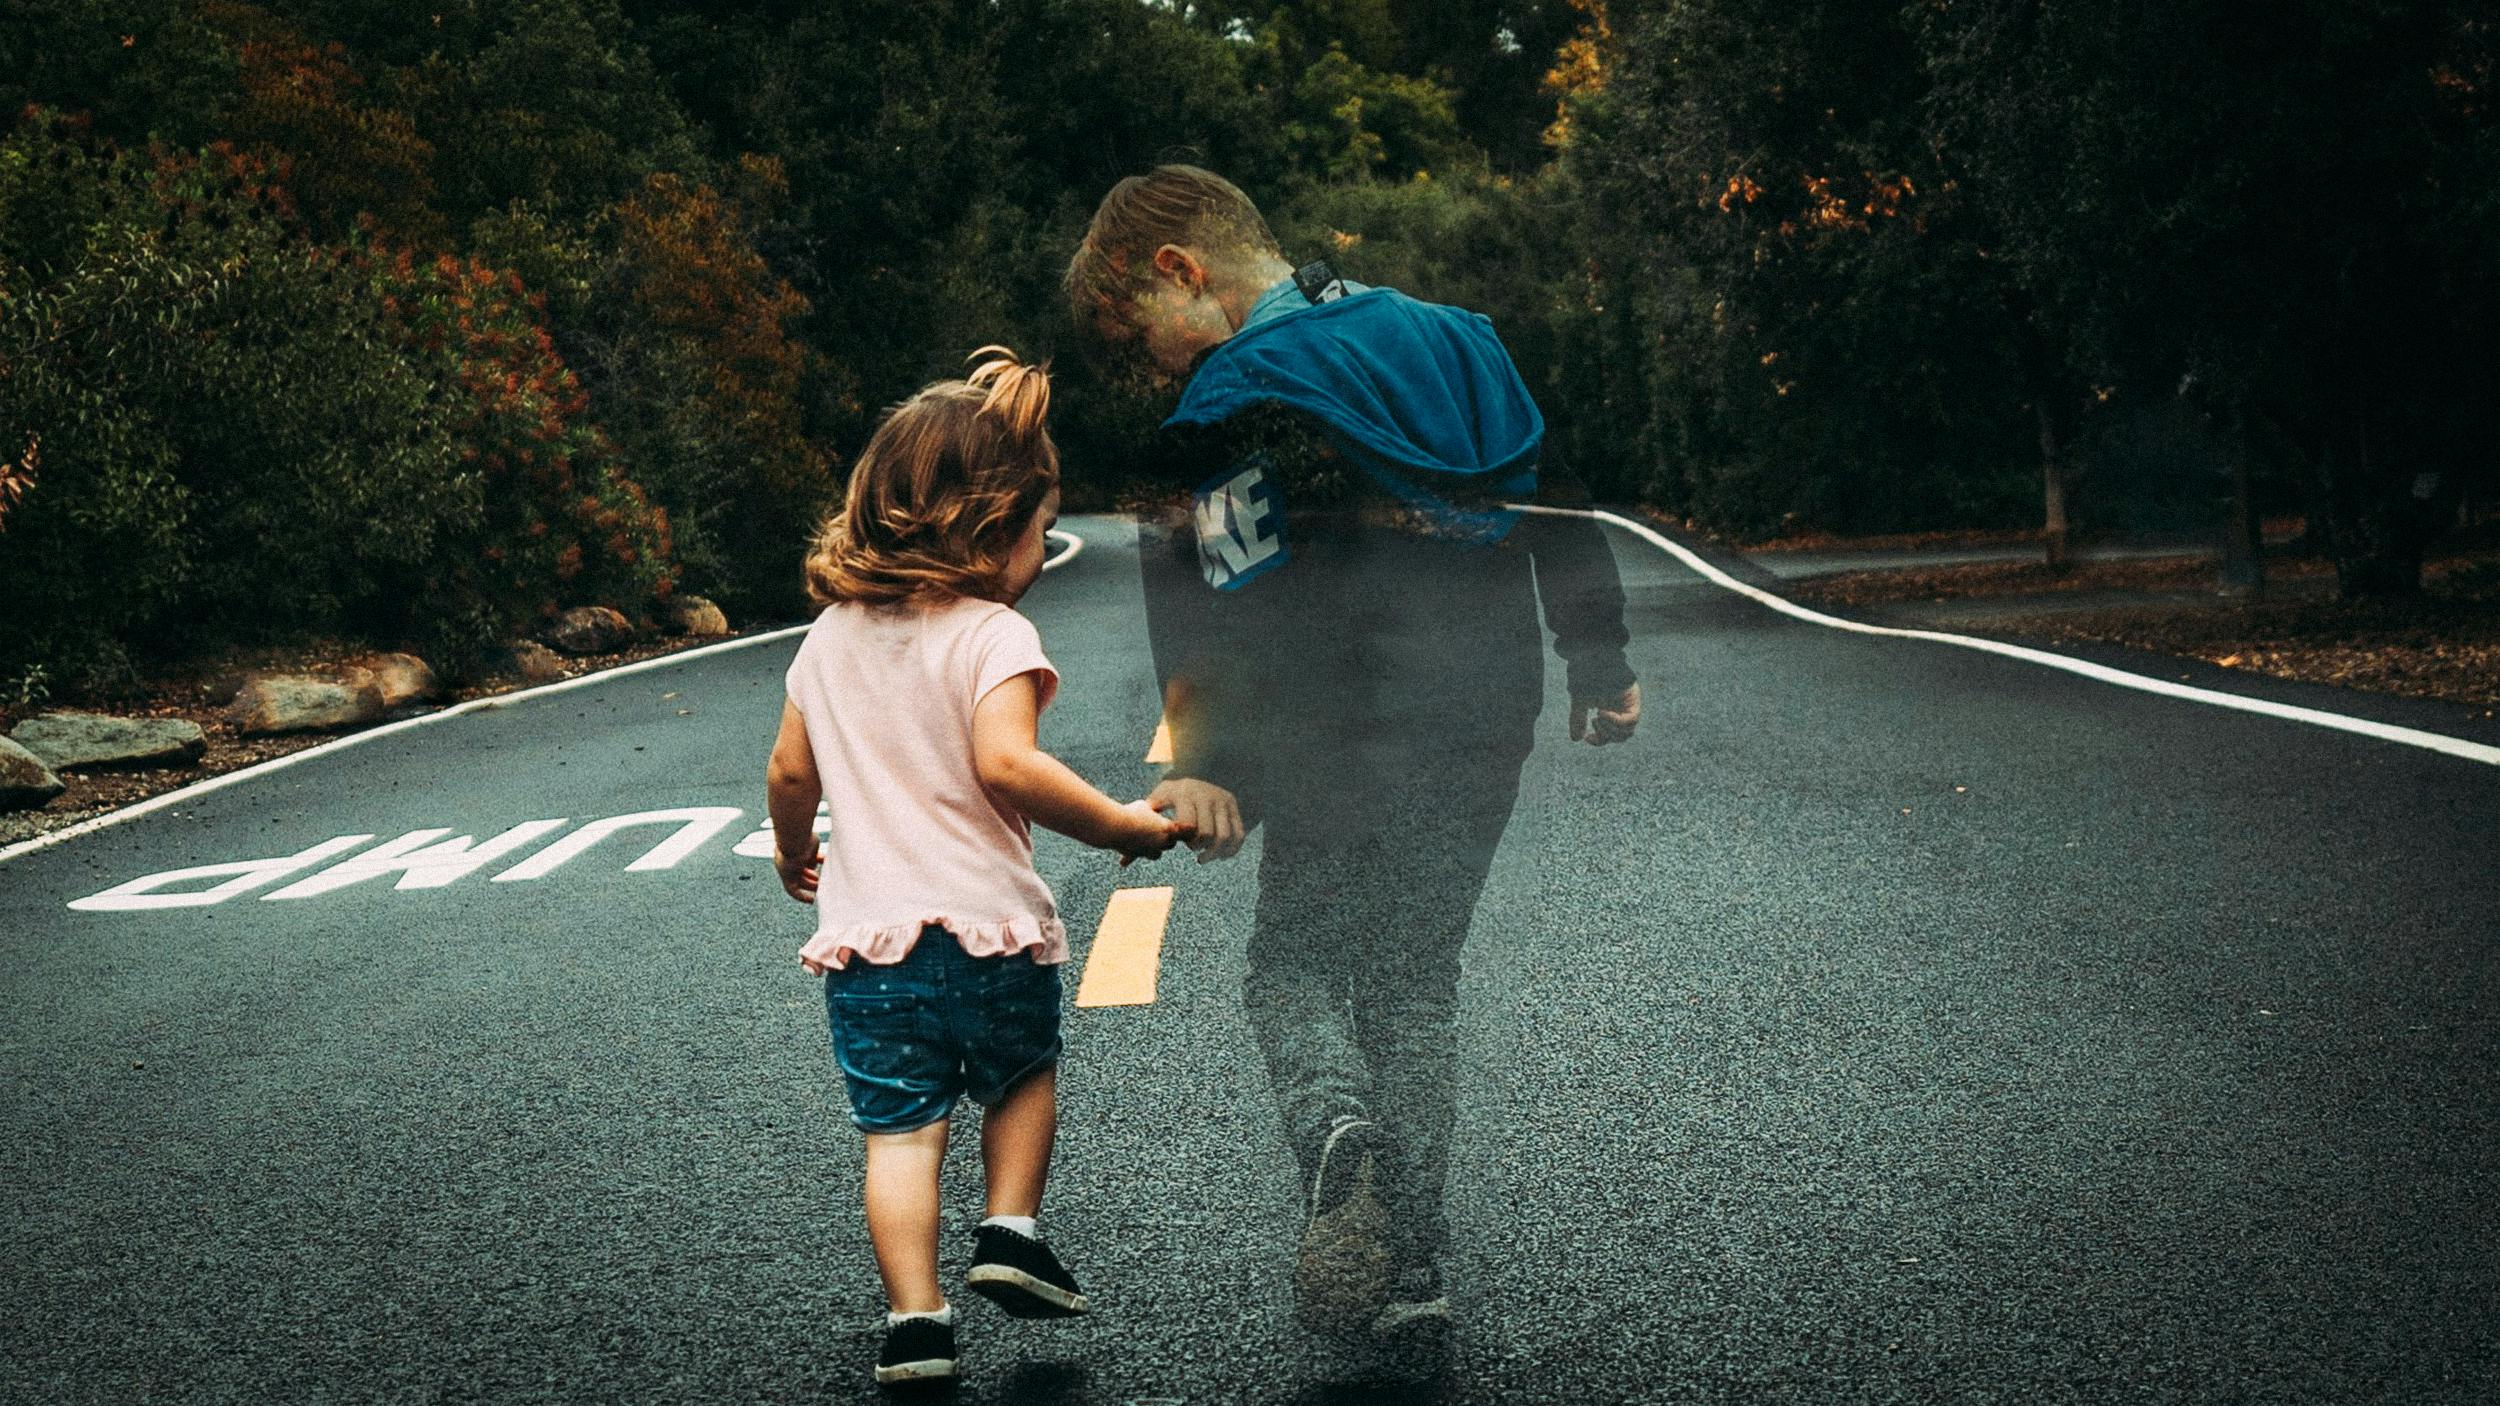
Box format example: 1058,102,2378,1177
1917,0,2499,597
1558,0,2034,536
0,1,239,150
193,1,442,242
380,0,698,229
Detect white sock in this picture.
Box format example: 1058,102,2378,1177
886,1303,953,1327
980,1214,1040,1240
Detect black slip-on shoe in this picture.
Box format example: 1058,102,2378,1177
875,1315,958,1387
966,1224,1090,1318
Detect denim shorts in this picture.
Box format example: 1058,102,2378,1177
822,926,1064,1134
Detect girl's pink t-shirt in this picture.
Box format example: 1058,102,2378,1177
784,594,1065,973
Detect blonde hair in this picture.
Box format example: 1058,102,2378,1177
1063,164,1283,349
804,347,1059,607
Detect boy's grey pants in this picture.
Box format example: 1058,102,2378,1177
1241,740,1530,1274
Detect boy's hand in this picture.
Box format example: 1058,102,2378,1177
773,845,821,904
1144,777,1246,862
1114,798,1198,867
1568,682,1641,746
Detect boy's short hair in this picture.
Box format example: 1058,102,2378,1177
1063,164,1283,352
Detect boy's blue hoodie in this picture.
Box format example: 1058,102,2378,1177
1162,285,1543,541
1137,276,1631,817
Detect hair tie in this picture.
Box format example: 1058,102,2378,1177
967,344,1052,439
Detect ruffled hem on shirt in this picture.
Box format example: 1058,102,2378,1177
800,912,1068,975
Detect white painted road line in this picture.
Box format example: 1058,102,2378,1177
1518,504,2500,769
0,529,1090,868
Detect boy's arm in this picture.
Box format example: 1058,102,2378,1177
973,671,1185,861
765,700,823,901
1135,501,1258,858
1519,464,1640,740
1134,409,1342,848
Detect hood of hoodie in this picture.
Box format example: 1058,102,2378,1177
1163,287,1542,535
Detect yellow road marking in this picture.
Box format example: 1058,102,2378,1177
1145,715,1173,765
1075,886,1173,1008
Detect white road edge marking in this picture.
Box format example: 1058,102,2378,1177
0,529,1088,868
1518,503,2500,769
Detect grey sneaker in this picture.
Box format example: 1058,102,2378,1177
1293,1116,1393,1333
1371,1263,1452,1345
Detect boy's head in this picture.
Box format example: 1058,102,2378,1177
1064,164,1292,383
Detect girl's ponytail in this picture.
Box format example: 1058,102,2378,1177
967,344,1052,443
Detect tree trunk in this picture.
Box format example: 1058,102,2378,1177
2326,408,2426,602
2217,408,2264,600
2036,401,2070,572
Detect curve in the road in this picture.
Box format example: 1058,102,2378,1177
1516,503,2500,769
0,528,1091,868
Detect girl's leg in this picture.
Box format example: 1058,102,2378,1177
979,1063,1057,1218
862,1119,952,1313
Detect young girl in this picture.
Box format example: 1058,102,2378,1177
765,346,1189,1387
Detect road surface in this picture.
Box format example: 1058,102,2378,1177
4,513,2496,1404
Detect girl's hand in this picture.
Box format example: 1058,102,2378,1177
1114,799,1197,867
774,845,821,904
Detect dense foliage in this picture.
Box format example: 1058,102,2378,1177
1,0,2490,689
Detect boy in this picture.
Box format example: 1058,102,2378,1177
1065,165,1640,1342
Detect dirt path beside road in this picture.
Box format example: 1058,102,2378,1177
1772,546,2500,715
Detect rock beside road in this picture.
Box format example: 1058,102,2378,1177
9,713,207,770
340,652,440,709
0,736,66,810
504,640,569,682
227,674,387,735
661,595,730,638
544,606,635,655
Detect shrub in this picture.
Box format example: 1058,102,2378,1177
0,112,468,681
361,239,672,665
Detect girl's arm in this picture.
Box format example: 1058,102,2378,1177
973,671,1183,859
765,700,823,902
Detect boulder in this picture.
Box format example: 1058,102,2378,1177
9,713,206,770
227,674,386,735
505,640,568,682
197,665,255,707
340,652,440,709
0,736,66,810
661,595,730,638
543,605,635,655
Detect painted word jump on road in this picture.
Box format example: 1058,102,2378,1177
66,806,765,912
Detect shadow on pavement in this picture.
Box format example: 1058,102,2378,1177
982,1360,1090,1403
1292,1369,1452,1405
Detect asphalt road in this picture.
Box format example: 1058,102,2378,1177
4,513,2496,1405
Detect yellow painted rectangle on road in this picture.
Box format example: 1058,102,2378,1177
1075,886,1173,1008
1145,716,1173,765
